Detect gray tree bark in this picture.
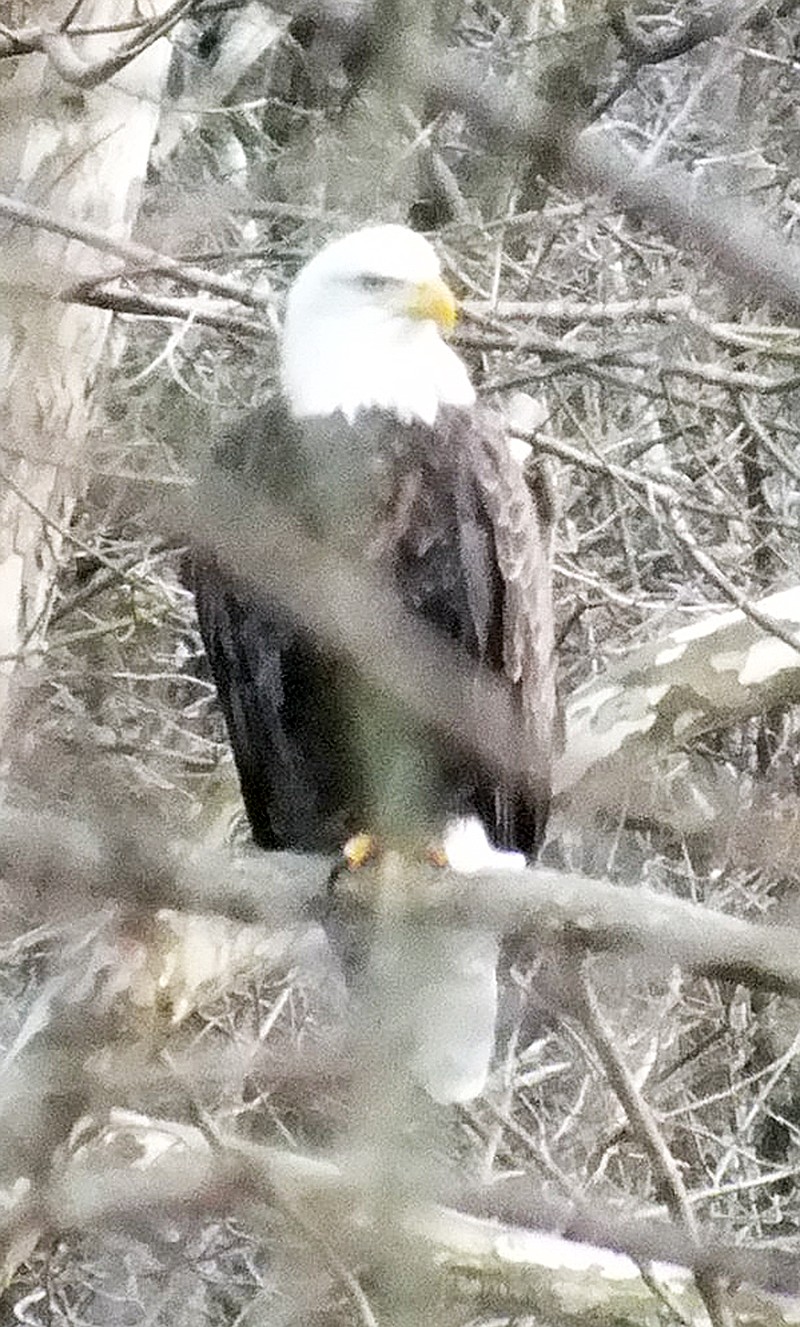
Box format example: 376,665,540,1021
558,586,800,829
0,2,172,760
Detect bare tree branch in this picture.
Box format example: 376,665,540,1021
63,281,264,336
0,0,198,87
5,802,800,1005
0,1114,796,1323
0,192,275,311
607,0,734,65
558,583,800,805
570,963,733,1327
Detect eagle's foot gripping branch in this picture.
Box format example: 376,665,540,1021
341,832,451,872
327,832,452,898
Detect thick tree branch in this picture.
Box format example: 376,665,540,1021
3,806,800,1001
559,583,800,809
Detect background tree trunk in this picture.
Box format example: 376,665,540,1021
0,2,171,759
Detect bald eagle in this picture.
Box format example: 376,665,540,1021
185,225,557,1100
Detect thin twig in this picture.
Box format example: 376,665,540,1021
520,428,800,652
0,192,274,311
41,0,198,90
63,283,265,337
570,962,734,1327
665,503,800,658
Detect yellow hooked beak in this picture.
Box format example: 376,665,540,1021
405,276,458,333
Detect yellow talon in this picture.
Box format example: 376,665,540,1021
342,832,380,871
425,843,449,868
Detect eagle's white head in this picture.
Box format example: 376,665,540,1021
281,224,476,427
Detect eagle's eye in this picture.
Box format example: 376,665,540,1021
357,273,403,291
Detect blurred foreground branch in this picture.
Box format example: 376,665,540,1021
2,806,800,998
1,1114,797,1324
430,53,800,322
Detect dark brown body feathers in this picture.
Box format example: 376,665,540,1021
185,400,557,856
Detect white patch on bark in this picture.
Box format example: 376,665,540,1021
673,710,705,740
738,638,800,687
556,707,658,792
654,643,686,666
0,554,24,662
568,684,618,723
758,585,800,618
673,610,740,642
495,1225,684,1283
709,651,744,675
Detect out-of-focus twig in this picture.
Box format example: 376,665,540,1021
1,1122,797,1321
